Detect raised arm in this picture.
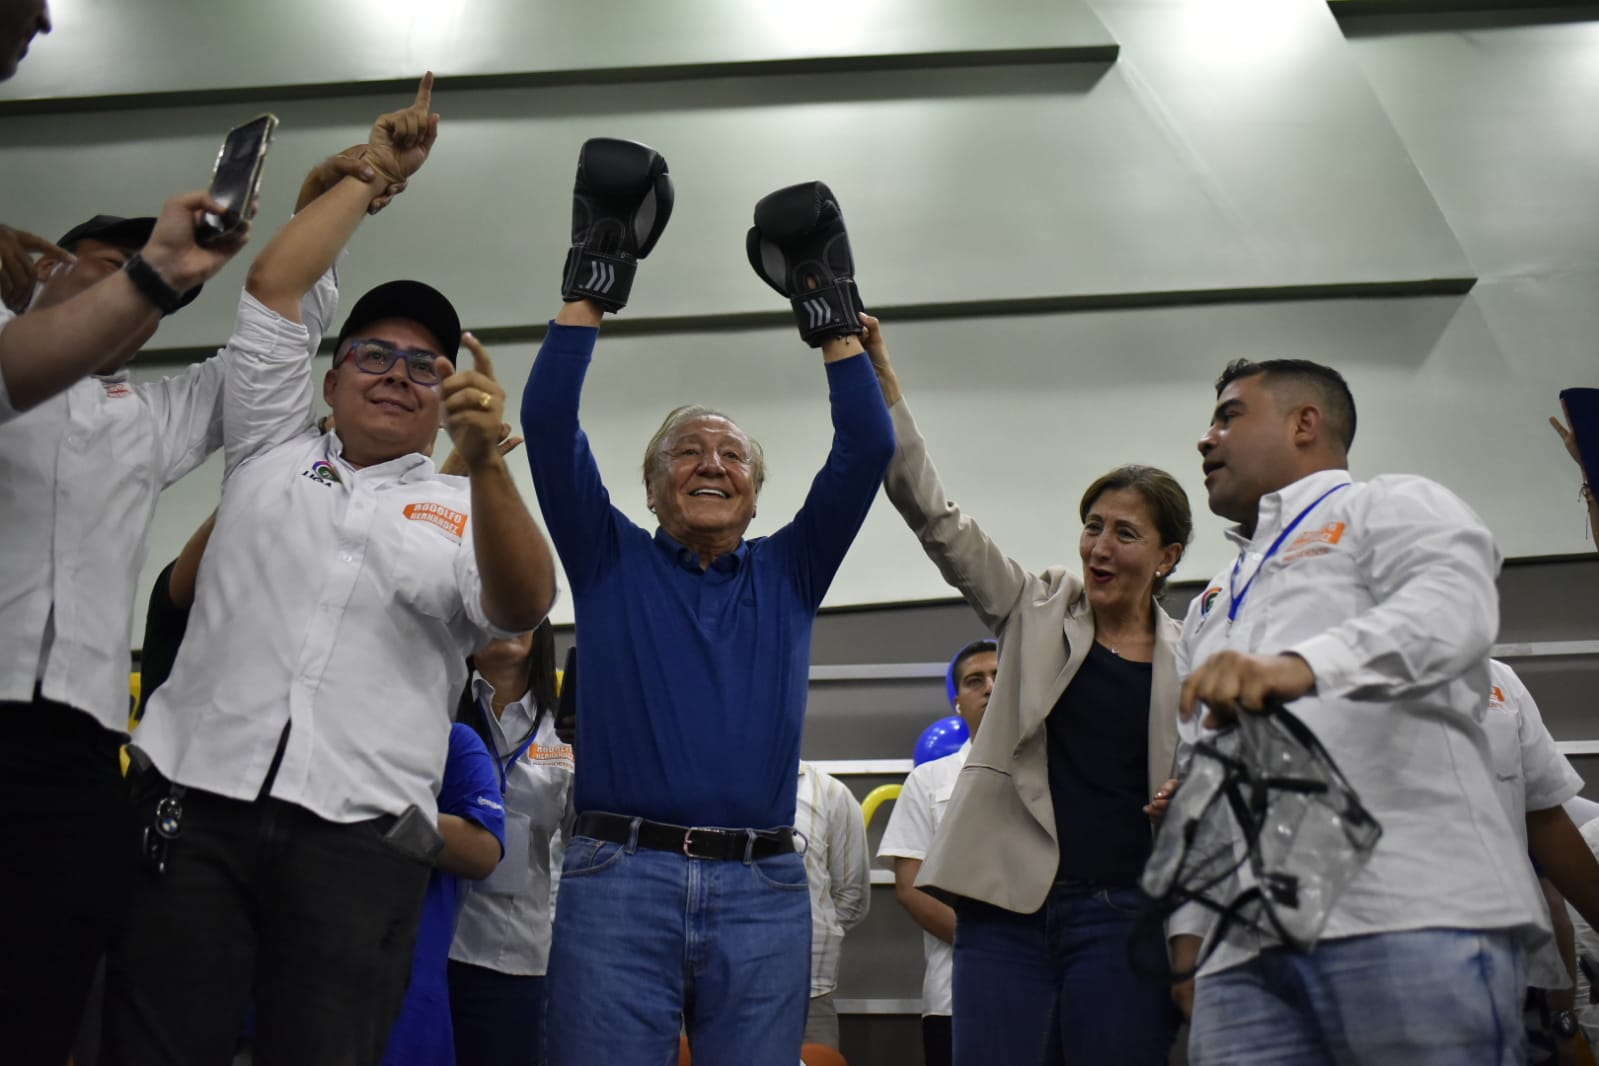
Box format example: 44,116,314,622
865,315,1032,632
439,334,557,632
0,192,246,418
225,78,436,470
1551,409,1598,546
746,181,894,605
523,137,674,592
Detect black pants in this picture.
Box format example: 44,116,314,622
448,959,547,1066
101,785,431,1066
923,1014,953,1066
0,695,137,1066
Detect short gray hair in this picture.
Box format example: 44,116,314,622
642,405,766,495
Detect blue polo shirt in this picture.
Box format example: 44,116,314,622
381,723,506,1066
523,323,893,828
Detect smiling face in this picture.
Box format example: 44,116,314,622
646,414,758,551
1079,487,1183,617
323,316,446,468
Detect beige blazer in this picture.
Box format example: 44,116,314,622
883,400,1181,915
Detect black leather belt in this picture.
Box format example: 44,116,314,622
574,811,798,861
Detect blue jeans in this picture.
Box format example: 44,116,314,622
544,833,811,1066
1188,928,1527,1065
952,884,1179,1066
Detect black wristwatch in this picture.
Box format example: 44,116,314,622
122,253,185,316
1553,1008,1581,1039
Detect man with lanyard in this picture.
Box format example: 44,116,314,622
101,77,558,1066
0,194,251,1062
523,143,894,1064
448,622,575,1065
1174,357,1549,1063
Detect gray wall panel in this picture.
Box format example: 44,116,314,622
0,0,1116,103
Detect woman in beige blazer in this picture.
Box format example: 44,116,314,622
863,317,1192,1066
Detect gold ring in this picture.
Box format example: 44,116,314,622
478,392,492,410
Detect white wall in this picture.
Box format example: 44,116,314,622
3,0,1594,638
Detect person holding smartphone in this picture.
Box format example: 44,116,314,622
100,77,558,1066
0,195,260,1065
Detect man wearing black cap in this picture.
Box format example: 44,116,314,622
0,194,251,1064
102,77,557,1066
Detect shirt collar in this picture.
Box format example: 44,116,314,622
652,526,749,574
324,430,435,482
1225,468,1352,550
470,671,537,735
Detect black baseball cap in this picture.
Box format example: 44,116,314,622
334,280,461,363
54,214,203,313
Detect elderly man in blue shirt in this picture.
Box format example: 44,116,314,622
523,140,894,1066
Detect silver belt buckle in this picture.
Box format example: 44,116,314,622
682,826,706,858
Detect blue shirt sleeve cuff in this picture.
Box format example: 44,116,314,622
823,351,878,392
544,321,600,359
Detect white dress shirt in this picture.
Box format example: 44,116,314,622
134,279,519,823
1482,659,1584,989
1175,469,1548,977
0,304,225,733
794,761,871,998
878,742,969,1016
449,673,575,976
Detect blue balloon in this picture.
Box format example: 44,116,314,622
914,715,970,766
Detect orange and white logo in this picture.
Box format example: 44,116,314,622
1489,685,1507,708
526,742,574,771
403,501,467,541
1282,522,1347,563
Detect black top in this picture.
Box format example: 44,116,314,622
136,558,191,724
1047,640,1156,888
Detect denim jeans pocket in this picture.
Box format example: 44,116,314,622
560,836,625,879
749,852,808,891
1095,886,1145,915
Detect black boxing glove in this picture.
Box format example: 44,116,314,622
746,181,863,347
562,137,674,313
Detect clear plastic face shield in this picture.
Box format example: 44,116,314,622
1139,704,1383,975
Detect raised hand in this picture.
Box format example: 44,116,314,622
859,313,902,405
561,137,674,313
297,145,407,215
1550,414,1584,471
0,225,71,312
438,420,524,477
438,333,508,474
141,190,250,296
368,72,439,183
747,180,864,347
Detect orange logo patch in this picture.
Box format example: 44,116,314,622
1489,686,1506,707
1287,522,1346,552
403,501,467,540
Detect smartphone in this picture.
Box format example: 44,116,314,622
382,803,445,865
555,645,578,742
196,113,278,246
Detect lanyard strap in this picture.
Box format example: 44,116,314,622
477,695,542,794
1227,483,1350,625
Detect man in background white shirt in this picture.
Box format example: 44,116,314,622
1177,358,1548,1064
877,638,996,1066
794,760,870,1050
0,198,251,1065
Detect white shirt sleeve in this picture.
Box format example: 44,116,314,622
878,765,935,862
1501,666,1585,813
823,775,871,932
136,355,226,487
1289,477,1501,704
221,289,318,477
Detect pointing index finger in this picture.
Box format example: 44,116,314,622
413,71,435,113
462,331,495,380
15,230,71,259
